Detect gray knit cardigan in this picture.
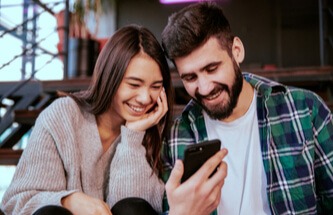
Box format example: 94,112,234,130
0,97,164,215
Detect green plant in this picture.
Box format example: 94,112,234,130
72,0,115,39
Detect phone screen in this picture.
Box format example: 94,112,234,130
181,139,221,183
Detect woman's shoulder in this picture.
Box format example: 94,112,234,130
37,96,82,124
46,96,79,113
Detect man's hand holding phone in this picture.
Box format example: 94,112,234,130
181,139,221,183
166,146,228,215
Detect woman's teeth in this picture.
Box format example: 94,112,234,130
129,105,145,112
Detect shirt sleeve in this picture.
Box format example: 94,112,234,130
312,95,333,213
0,112,77,215
107,126,164,213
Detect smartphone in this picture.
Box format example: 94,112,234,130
181,139,221,183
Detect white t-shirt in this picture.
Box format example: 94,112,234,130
203,91,271,215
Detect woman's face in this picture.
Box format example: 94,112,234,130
112,51,164,123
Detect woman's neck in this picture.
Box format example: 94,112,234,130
96,111,123,152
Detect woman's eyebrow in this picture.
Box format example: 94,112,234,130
124,77,144,82
124,77,163,84
152,80,163,84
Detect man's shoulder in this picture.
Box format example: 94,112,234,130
169,100,207,144
243,72,287,93
288,87,330,112
172,100,203,128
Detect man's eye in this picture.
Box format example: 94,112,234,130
182,75,196,82
207,66,218,73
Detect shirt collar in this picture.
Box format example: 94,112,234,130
243,72,287,96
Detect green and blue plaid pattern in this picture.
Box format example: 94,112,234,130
162,73,333,215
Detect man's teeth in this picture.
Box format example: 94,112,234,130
129,105,145,112
206,91,221,100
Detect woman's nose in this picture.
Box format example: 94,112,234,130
136,88,153,105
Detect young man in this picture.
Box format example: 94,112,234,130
162,2,333,215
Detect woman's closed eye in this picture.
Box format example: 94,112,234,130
151,85,163,90
127,83,141,88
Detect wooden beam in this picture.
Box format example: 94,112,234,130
0,149,23,165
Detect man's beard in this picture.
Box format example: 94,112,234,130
195,60,243,120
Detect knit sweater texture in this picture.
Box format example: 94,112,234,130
1,97,164,215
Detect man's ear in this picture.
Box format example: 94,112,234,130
232,37,245,64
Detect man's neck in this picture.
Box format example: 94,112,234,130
221,79,254,123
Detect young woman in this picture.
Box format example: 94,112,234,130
1,25,173,215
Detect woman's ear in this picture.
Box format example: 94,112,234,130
232,37,245,64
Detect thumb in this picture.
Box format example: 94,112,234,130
166,160,183,192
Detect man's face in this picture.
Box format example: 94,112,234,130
174,37,243,120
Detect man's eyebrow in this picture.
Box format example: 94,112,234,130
179,61,222,79
180,73,193,79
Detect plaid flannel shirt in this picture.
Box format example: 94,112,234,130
162,72,333,215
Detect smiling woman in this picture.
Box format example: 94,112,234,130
113,52,164,120
0,24,174,215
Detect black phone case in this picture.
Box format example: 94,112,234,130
181,139,221,183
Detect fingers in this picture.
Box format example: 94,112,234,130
166,151,227,215
166,148,227,215
145,88,168,123
125,88,168,131
102,201,112,215
154,88,168,120
166,160,183,193
62,192,112,215
208,150,228,184
201,150,227,212
160,87,168,114
206,184,222,212
205,158,227,193
190,148,228,184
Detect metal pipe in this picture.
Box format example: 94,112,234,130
319,0,325,66
63,0,69,79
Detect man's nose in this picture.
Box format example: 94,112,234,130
197,77,214,96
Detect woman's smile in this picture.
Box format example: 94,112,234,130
127,103,148,115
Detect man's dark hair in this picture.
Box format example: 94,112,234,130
162,2,234,60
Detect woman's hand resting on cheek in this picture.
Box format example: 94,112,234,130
125,88,168,131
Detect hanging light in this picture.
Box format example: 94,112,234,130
160,0,214,4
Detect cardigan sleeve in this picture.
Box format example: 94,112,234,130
0,98,80,215
107,126,164,213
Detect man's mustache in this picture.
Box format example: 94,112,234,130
195,84,229,102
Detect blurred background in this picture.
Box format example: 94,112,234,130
0,0,332,201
